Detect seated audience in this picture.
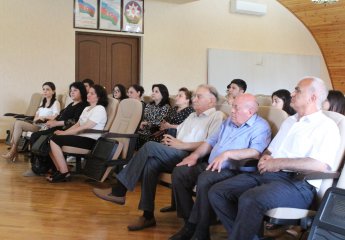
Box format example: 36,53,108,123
47,85,108,183
24,82,88,176
82,79,94,92
322,90,345,115
271,89,296,115
170,94,271,240
208,77,340,240
224,79,247,105
136,84,171,148
113,84,128,101
1,82,60,161
93,84,224,232
150,87,194,142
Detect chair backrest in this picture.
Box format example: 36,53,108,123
257,106,289,138
316,111,345,200
255,94,272,106
307,187,345,240
217,103,232,116
143,95,152,104
25,93,42,116
104,97,119,131
108,98,143,158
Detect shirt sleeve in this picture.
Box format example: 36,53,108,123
89,106,107,125
51,101,61,116
248,120,272,153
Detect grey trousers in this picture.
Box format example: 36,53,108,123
172,163,236,234
116,141,190,212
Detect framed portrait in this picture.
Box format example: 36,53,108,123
122,0,144,33
74,0,98,29
99,0,122,31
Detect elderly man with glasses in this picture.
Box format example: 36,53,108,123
93,84,224,231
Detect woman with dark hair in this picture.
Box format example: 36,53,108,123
149,87,194,142
322,90,345,115
23,82,89,176
1,82,61,161
47,84,108,182
271,89,296,116
127,84,145,101
113,84,128,101
136,84,171,148
82,79,94,92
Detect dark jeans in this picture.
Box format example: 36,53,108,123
172,163,236,234
208,172,315,240
116,141,190,212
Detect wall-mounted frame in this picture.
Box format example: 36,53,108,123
74,0,99,29
122,0,144,33
99,0,122,31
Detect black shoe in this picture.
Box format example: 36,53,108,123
160,205,176,212
191,231,210,240
47,171,71,183
169,225,195,240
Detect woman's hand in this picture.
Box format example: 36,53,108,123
139,121,148,130
161,134,184,149
160,120,171,130
54,130,65,135
46,120,57,128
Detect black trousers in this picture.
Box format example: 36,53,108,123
172,163,236,234
50,135,96,150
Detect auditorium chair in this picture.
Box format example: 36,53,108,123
61,97,119,173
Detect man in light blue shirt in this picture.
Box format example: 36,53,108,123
170,93,271,240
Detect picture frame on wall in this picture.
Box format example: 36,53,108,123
122,0,144,33
74,0,98,29
99,0,122,31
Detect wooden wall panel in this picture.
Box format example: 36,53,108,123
278,0,345,93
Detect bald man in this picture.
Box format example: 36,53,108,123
170,94,271,240
209,77,341,240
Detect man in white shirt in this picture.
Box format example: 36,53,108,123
208,77,341,240
93,84,224,231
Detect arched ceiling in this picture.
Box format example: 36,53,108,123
278,0,345,93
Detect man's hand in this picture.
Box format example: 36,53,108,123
176,154,198,167
161,134,184,149
206,151,229,172
258,154,280,174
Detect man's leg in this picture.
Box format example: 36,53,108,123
138,147,190,213
172,163,207,221
208,173,259,235
126,144,189,231
191,169,237,237
229,173,315,240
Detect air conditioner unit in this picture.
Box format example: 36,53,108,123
230,0,267,16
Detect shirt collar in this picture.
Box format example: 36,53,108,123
295,110,323,123
198,107,216,117
229,113,258,128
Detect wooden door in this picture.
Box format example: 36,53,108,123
76,32,140,93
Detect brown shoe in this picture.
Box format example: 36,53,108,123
127,216,156,231
92,188,125,205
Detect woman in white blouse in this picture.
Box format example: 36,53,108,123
47,85,108,183
1,82,60,161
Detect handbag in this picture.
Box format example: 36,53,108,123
31,134,52,156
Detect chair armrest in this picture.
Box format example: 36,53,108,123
14,114,31,119
103,132,139,139
79,129,109,134
4,113,21,117
229,158,258,172
295,171,340,181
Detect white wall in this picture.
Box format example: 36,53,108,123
0,0,330,138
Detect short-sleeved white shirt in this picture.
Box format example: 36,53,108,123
36,101,60,117
268,111,340,188
78,105,107,140
176,108,224,143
